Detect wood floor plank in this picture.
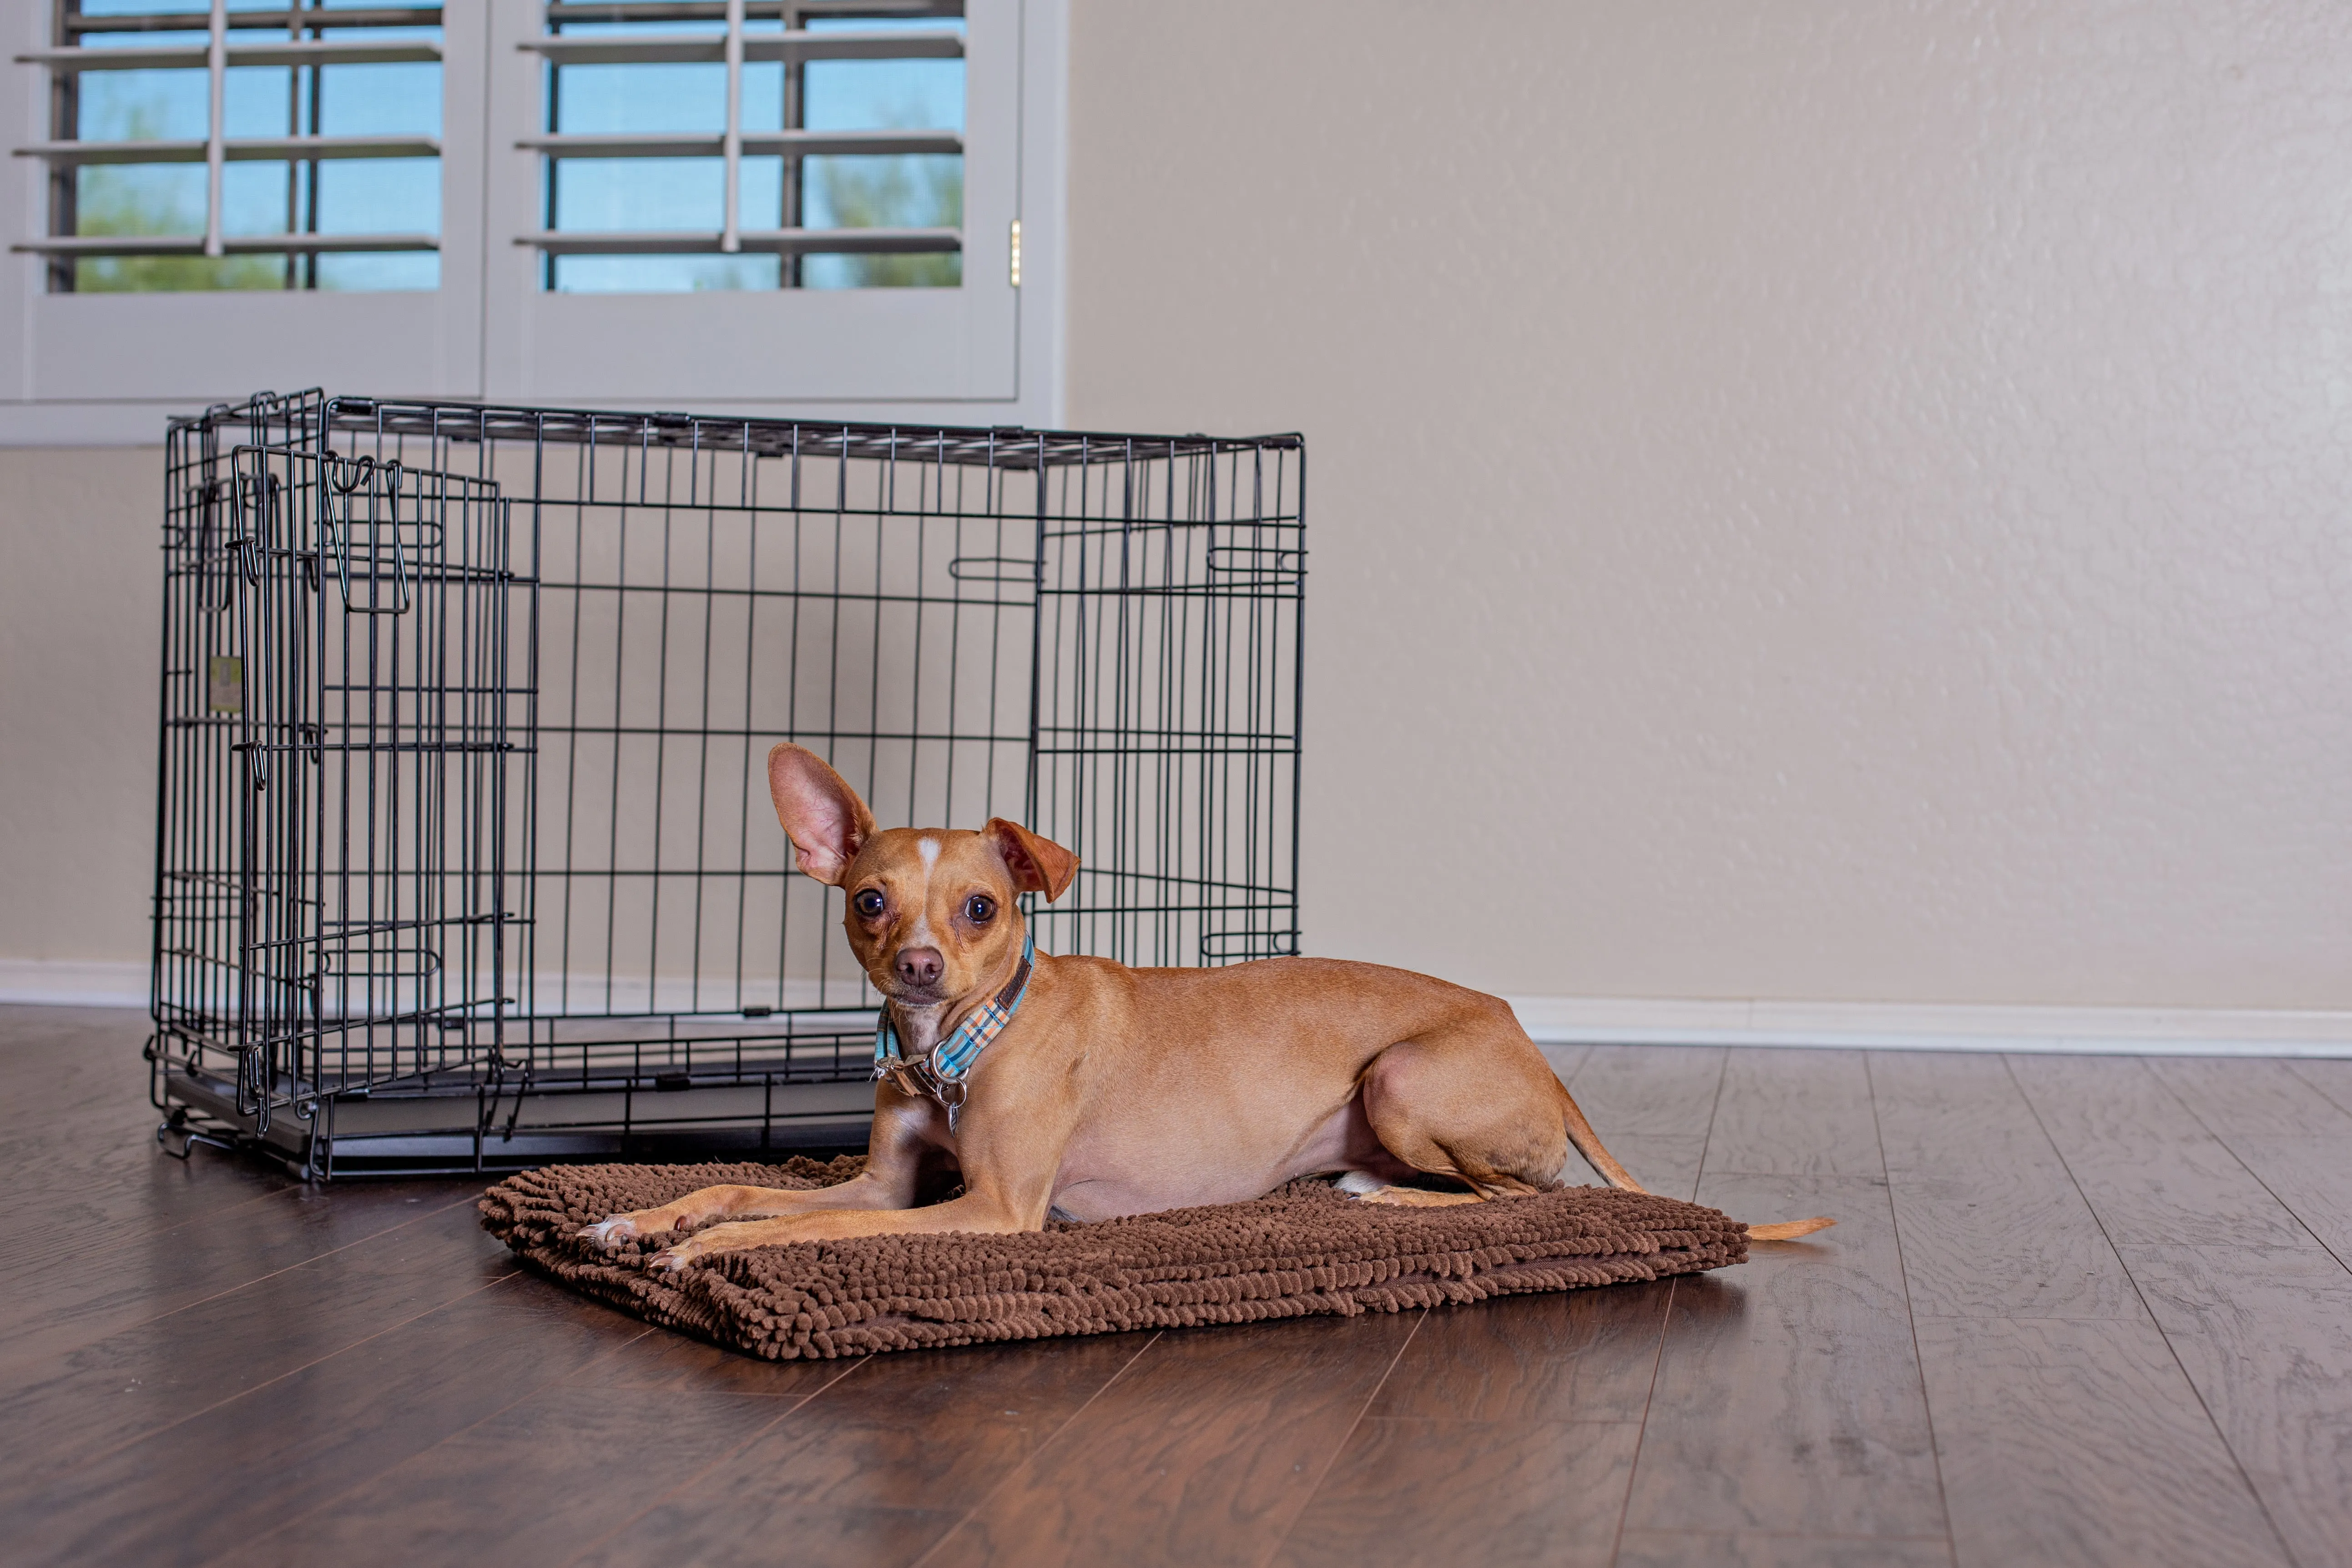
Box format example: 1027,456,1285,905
1615,1530,1953,1568
6,1012,2343,1568
1868,1051,2142,1321
663,1332,1147,1509
0,1130,298,1256
1563,1045,1728,1141
577,1504,962,1568
1557,1046,1726,1196
2282,1058,2352,1119
2214,1137,2352,1266
0,1181,483,1382
1912,1315,2291,1568
0,1005,155,1114
2120,1245,2352,1568
2007,1054,2311,1249
560,1321,865,1399
1540,1042,1595,1085
1595,1134,1709,1203
0,1197,520,1499
9,1271,643,1568
574,1332,1154,1566
1623,1173,1944,1540
1705,1049,1883,1176
2143,1058,2352,1266
0,1008,300,1247
1268,1417,1640,1568
0,1007,179,1150
1366,1279,1674,1425
922,1311,1422,1567
233,1382,823,1568
2145,1057,2352,1138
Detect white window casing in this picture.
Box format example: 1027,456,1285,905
1,0,1065,444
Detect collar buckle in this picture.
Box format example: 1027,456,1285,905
872,935,1033,1133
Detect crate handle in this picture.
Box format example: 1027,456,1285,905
948,555,1037,585
1206,544,1303,582
230,468,275,587
324,454,411,615
192,479,239,612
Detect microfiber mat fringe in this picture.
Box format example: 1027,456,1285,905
478,1159,1748,1361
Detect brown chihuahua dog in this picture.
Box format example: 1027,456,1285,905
585,744,1833,1267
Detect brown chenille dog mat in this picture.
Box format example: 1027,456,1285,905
478,1158,1748,1361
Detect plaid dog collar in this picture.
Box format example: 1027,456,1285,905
873,934,1035,1126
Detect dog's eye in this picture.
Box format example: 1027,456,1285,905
964,895,996,924
853,889,886,918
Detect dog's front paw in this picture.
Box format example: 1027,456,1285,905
579,1214,644,1248
647,1218,777,1271
650,1233,721,1271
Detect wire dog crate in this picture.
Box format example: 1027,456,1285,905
151,391,1303,1178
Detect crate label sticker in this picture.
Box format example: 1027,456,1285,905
207,655,244,714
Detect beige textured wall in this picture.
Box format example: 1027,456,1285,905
0,447,160,966
1064,0,2352,1008
7,3,2350,1014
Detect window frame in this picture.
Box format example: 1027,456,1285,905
1,0,1065,444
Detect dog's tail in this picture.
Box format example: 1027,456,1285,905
1746,1215,1837,1240
1562,1087,1836,1242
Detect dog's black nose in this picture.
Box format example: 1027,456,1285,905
896,947,944,988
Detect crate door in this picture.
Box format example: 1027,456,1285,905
230,445,535,1106
1028,445,1305,967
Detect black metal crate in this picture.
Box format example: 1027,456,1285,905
151,392,1304,1177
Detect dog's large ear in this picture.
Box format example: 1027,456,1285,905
981,818,1080,902
767,743,877,886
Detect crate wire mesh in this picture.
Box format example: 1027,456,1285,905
152,392,1304,1176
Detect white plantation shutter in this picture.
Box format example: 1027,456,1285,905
3,0,1055,436
14,5,446,271
512,4,965,272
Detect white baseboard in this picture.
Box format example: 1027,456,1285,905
1505,994,2352,1058
5,958,2347,1058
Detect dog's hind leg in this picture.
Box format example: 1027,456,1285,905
1351,1008,1837,1240
1353,1013,1581,1200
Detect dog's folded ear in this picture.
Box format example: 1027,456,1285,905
767,743,878,886
982,818,1080,902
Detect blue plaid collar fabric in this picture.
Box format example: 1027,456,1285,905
873,934,1035,1124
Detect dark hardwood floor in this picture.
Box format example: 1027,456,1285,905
5,1006,2348,1568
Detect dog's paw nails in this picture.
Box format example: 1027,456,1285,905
648,1246,695,1272
579,1215,640,1247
